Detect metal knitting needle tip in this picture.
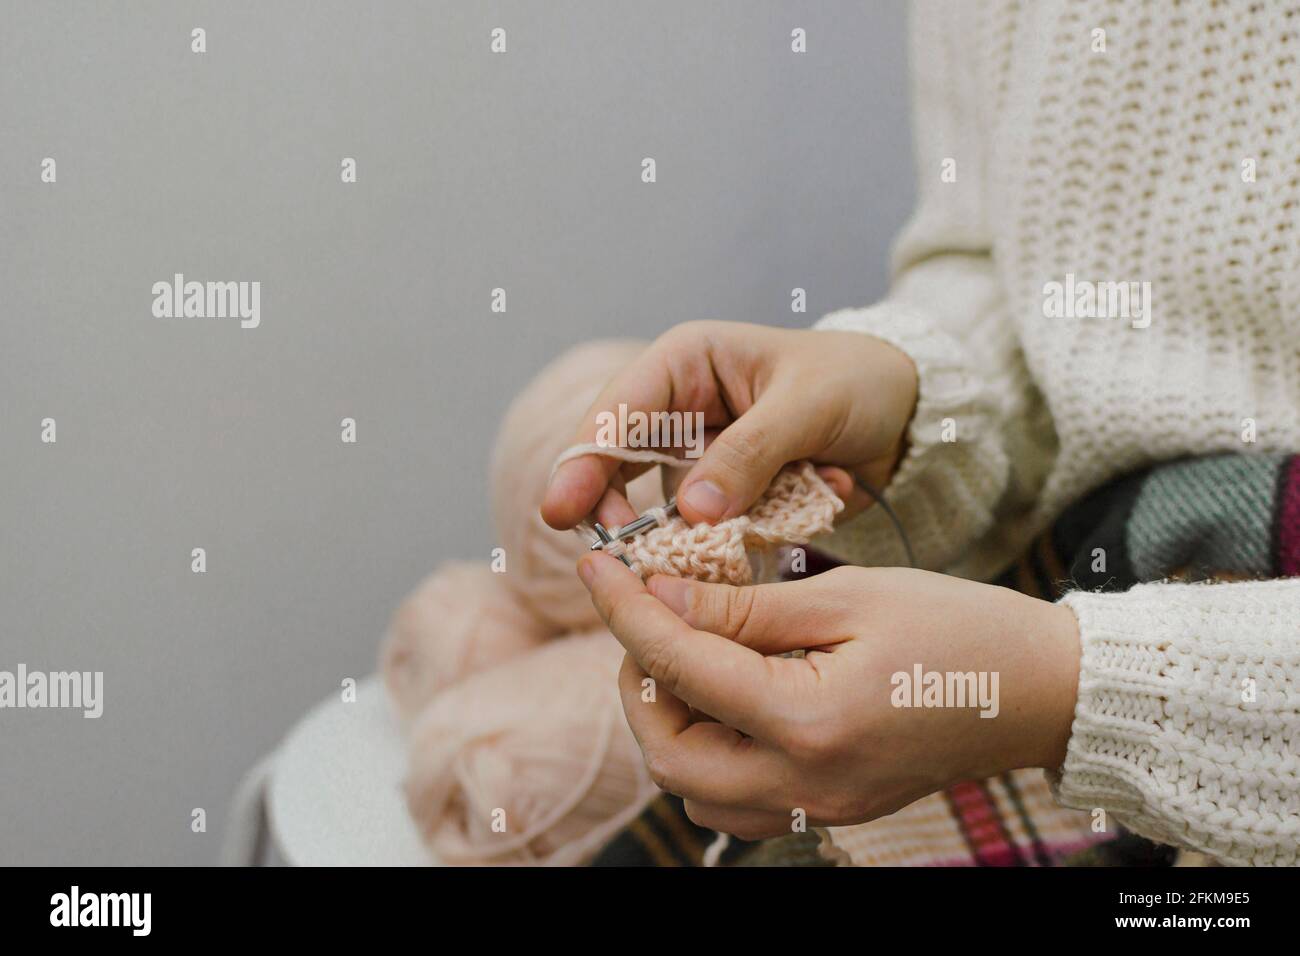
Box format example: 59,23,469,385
606,513,655,541
591,522,633,567
599,498,680,546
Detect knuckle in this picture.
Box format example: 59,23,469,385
723,587,758,642
638,634,682,692
714,423,773,476
689,583,723,626
725,588,760,645
644,750,679,795
697,585,757,643
780,720,841,765
661,320,711,350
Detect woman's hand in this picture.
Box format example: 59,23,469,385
542,320,918,532
577,553,1082,839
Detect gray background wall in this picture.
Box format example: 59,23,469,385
0,0,913,864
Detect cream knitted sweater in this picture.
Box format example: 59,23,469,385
817,0,1300,865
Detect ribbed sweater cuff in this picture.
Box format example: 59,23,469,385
811,303,1004,568
817,304,982,488
1051,582,1300,866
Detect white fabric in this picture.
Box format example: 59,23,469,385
817,0,1300,866
262,674,434,866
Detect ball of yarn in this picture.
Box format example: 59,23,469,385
403,630,658,866
489,339,664,632
380,562,551,723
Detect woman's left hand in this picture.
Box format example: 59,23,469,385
577,553,1082,839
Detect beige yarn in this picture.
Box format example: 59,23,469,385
491,341,663,633
555,443,844,584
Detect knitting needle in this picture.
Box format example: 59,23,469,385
591,522,634,567
590,498,677,553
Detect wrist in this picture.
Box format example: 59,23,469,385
845,334,920,490
1029,600,1082,770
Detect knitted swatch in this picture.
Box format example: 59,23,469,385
552,444,844,584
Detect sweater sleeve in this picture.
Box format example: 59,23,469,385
1052,579,1300,866
812,0,1050,572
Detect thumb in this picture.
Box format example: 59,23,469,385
675,391,819,523
646,574,847,656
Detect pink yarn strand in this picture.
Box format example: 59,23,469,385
549,442,693,478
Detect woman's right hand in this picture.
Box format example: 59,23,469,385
541,320,919,532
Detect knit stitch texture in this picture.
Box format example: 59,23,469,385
1055,580,1300,866
555,443,843,584
815,0,1300,865
620,462,843,583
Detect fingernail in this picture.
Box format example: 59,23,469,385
681,480,728,522
650,575,690,617
577,556,598,589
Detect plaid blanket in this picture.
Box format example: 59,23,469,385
591,452,1300,867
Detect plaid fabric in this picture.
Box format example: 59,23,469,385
593,794,761,867
591,452,1300,867
822,770,1117,867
